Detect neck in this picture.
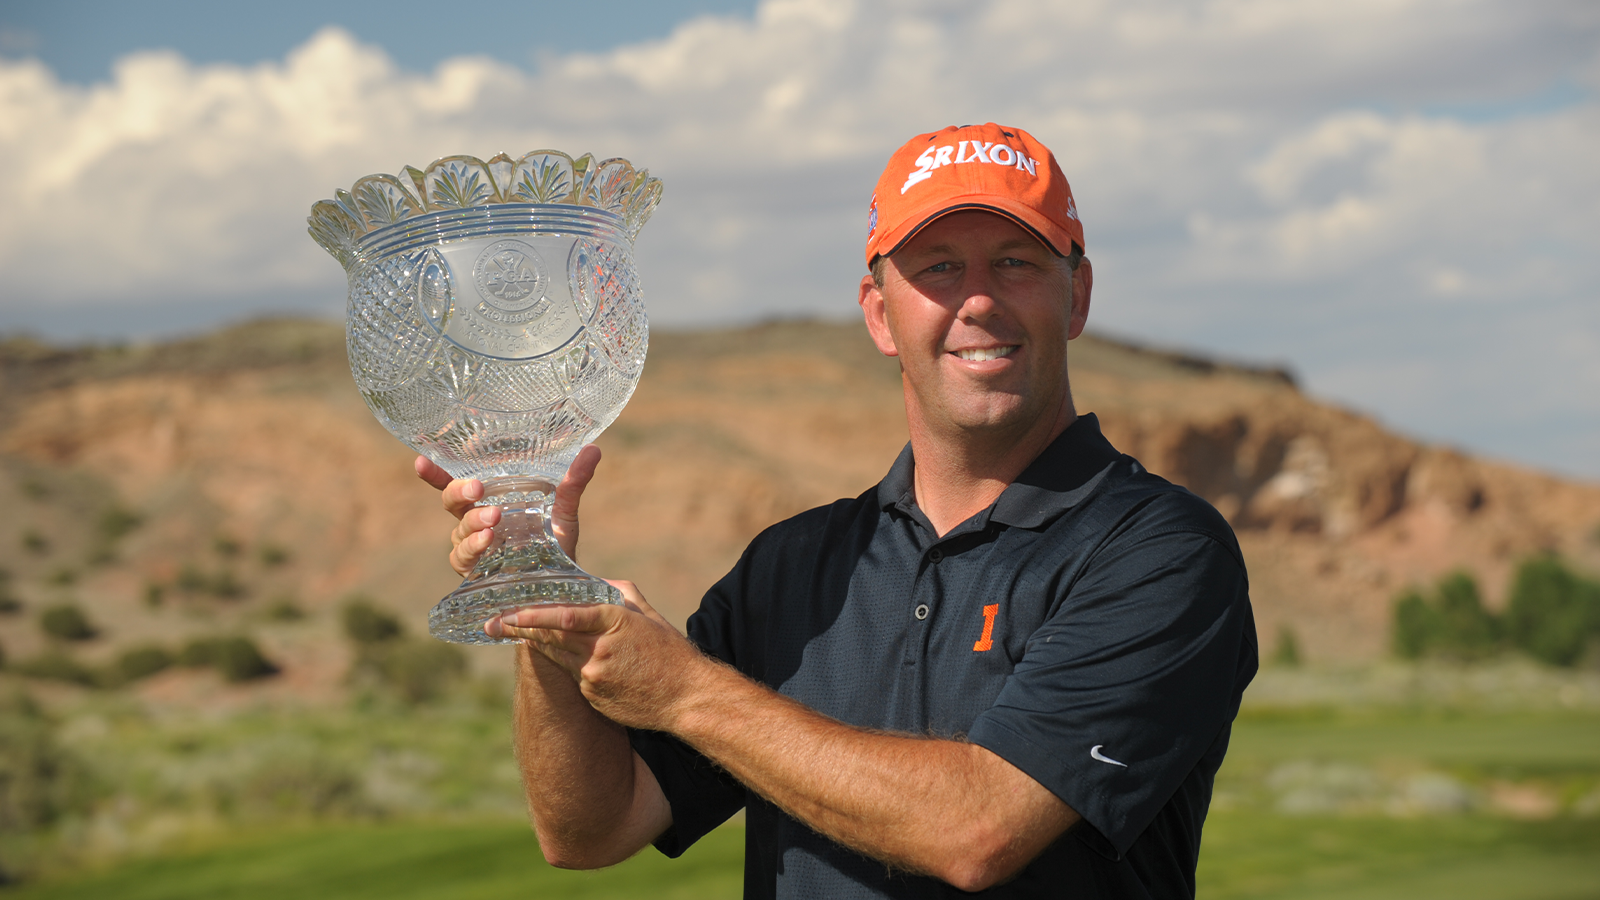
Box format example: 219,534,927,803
906,399,1077,537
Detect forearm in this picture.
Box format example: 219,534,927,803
513,645,668,867
668,656,1076,889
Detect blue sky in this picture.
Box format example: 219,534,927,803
0,1,1597,482
0,0,759,82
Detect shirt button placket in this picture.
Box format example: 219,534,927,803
914,548,941,622
906,545,941,665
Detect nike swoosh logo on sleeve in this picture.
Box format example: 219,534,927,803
1090,745,1128,767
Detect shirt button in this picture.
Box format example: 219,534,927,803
914,604,930,620
928,549,944,563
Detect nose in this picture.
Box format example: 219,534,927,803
956,268,1000,322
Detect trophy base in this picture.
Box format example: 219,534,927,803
429,573,622,644
427,476,624,645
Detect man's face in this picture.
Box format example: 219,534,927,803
859,210,1092,444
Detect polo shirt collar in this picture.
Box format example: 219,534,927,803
992,413,1123,528
876,413,1123,530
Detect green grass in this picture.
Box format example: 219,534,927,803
1198,813,1600,899
1196,706,1600,898
8,668,1600,898
1227,707,1600,775
4,821,744,900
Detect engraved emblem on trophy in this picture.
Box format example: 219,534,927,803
307,152,663,644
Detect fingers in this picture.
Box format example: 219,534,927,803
558,444,602,501
610,580,678,633
488,609,599,678
449,505,502,545
414,456,454,491
551,444,601,560
499,602,621,635
442,476,486,520
492,618,588,677
448,524,497,577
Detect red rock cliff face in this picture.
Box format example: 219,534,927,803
0,319,1595,703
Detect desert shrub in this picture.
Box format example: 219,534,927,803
1391,571,1499,661
0,569,20,614
12,651,98,687
1272,625,1302,667
1393,558,1600,666
0,692,98,835
178,636,278,682
257,543,291,567
1504,556,1600,667
175,563,207,593
1432,571,1499,658
44,567,76,587
38,604,95,641
1392,589,1435,659
207,568,244,599
114,645,175,683
341,598,403,645
262,596,305,621
19,530,47,555
236,756,366,817
355,638,467,704
96,505,142,542
212,535,242,558
142,582,164,608
174,564,244,599
176,637,215,667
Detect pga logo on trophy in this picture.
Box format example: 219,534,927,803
307,151,663,644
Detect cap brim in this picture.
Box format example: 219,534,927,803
873,197,1078,262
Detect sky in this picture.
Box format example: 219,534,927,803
1,0,1597,481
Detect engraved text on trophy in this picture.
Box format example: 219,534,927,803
435,236,583,361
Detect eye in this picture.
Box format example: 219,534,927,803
925,261,954,274
998,257,1028,268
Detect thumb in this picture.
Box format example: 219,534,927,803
551,444,601,557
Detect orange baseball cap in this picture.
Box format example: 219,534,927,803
865,123,1083,268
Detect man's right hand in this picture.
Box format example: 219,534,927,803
414,444,603,577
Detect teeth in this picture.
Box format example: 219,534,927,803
956,346,1016,362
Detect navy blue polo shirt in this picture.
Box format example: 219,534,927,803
630,414,1257,899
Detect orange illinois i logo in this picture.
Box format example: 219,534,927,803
973,604,999,652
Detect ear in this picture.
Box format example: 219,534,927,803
1067,257,1092,341
859,272,899,357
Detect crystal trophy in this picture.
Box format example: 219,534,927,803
308,152,662,644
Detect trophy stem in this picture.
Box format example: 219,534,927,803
428,476,622,645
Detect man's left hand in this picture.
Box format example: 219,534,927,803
490,582,704,732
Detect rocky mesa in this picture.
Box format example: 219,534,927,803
1,318,1596,706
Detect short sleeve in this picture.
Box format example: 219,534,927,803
627,550,756,857
966,524,1256,857
629,729,745,857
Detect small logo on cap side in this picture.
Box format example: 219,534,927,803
868,193,878,237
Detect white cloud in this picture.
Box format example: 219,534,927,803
0,0,1596,478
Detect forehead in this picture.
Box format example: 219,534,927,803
894,209,1051,257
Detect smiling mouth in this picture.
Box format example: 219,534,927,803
954,346,1017,362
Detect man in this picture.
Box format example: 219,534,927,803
419,123,1257,898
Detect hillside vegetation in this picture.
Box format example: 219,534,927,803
2,318,1599,892
2,317,1596,685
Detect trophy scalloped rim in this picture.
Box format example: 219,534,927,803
308,151,663,266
